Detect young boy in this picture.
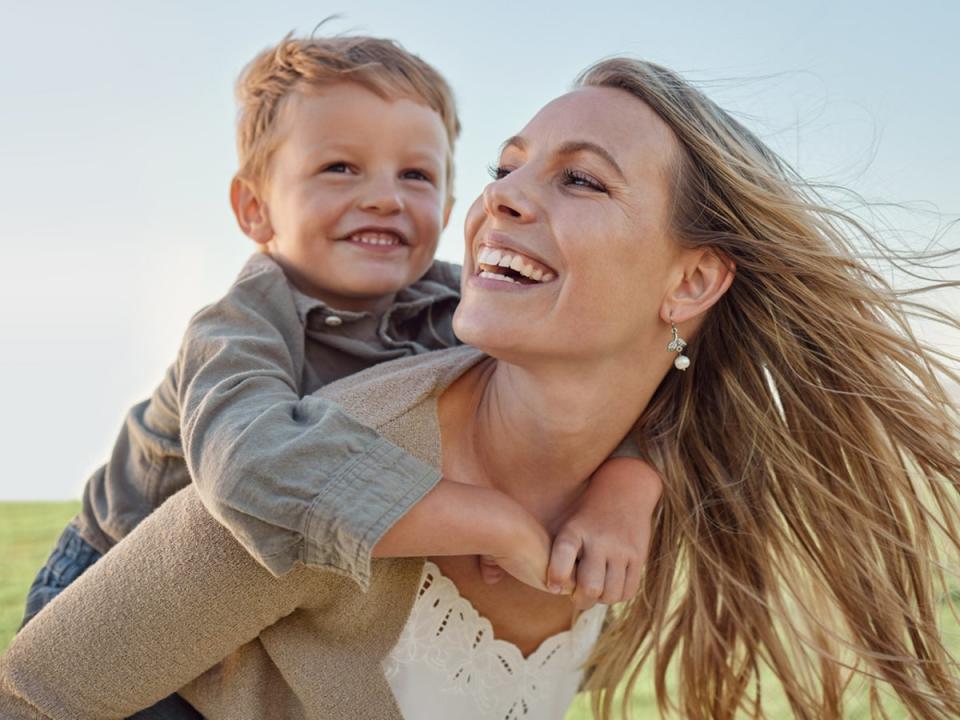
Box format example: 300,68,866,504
22,31,662,715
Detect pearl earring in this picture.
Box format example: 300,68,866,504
668,321,690,371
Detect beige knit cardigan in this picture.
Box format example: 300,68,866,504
0,346,500,719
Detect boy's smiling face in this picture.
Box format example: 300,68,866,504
234,83,452,312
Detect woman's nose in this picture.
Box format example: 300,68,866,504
482,173,537,223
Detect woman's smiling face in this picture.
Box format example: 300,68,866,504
454,85,684,364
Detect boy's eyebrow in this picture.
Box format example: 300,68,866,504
500,135,625,180
300,141,443,164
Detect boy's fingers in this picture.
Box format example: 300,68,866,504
623,560,643,600
480,565,505,584
572,550,605,611
600,559,626,604
547,531,581,594
478,555,505,584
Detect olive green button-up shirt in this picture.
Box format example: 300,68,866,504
76,251,461,589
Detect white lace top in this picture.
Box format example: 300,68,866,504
383,561,607,720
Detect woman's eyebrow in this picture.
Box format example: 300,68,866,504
499,135,626,181
500,135,527,153
556,141,625,180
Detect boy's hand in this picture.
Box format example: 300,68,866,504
548,457,663,610
481,508,552,591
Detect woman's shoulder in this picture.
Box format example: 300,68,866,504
317,345,485,430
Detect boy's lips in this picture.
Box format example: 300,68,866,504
340,227,409,247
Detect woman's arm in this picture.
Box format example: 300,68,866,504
0,486,314,719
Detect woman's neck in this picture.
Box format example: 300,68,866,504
439,354,657,525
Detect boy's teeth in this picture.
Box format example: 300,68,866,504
351,232,401,246
476,246,555,284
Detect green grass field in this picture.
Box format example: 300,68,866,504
1,502,956,718
0,501,80,650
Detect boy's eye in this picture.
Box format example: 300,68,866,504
562,169,607,193
401,169,434,183
321,162,352,174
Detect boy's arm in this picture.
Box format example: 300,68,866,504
178,255,542,592
545,456,663,609
372,478,552,591
177,256,443,590
75,363,186,554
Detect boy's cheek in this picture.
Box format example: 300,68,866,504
418,192,445,221
411,203,445,247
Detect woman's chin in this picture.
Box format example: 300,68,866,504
453,310,527,359
452,320,498,353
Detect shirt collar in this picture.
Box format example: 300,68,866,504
290,262,461,328
239,251,461,328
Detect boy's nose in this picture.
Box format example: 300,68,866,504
359,178,403,215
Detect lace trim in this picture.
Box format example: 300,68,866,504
383,561,605,718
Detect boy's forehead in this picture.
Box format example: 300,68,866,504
282,83,444,134
272,83,451,160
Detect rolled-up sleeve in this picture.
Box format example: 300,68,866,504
304,437,439,586
178,257,439,589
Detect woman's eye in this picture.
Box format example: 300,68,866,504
562,169,607,192
487,164,511,180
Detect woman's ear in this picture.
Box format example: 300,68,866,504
660,249,735,324
230,176,273,245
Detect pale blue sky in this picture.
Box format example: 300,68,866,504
1,1,957,499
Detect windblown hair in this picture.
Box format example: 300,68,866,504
234,31,460,193
577,58,960,719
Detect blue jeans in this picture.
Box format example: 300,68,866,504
21,523,204,720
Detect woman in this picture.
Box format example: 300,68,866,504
3,58,959,719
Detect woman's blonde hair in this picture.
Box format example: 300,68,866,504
577,58,960,719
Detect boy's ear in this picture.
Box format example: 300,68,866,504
659,249,735,325
442,196,455,230
230,176,273,245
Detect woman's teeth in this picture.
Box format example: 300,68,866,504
479,270,520,283
476,246,555,283
349,232,402,246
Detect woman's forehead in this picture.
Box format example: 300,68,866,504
511,86,678,176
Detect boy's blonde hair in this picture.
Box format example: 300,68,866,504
235,32,460,195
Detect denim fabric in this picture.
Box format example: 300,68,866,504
21,523,101,629
20,524,203,720
127,694,203,720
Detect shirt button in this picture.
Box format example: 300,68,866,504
324,315,343,327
